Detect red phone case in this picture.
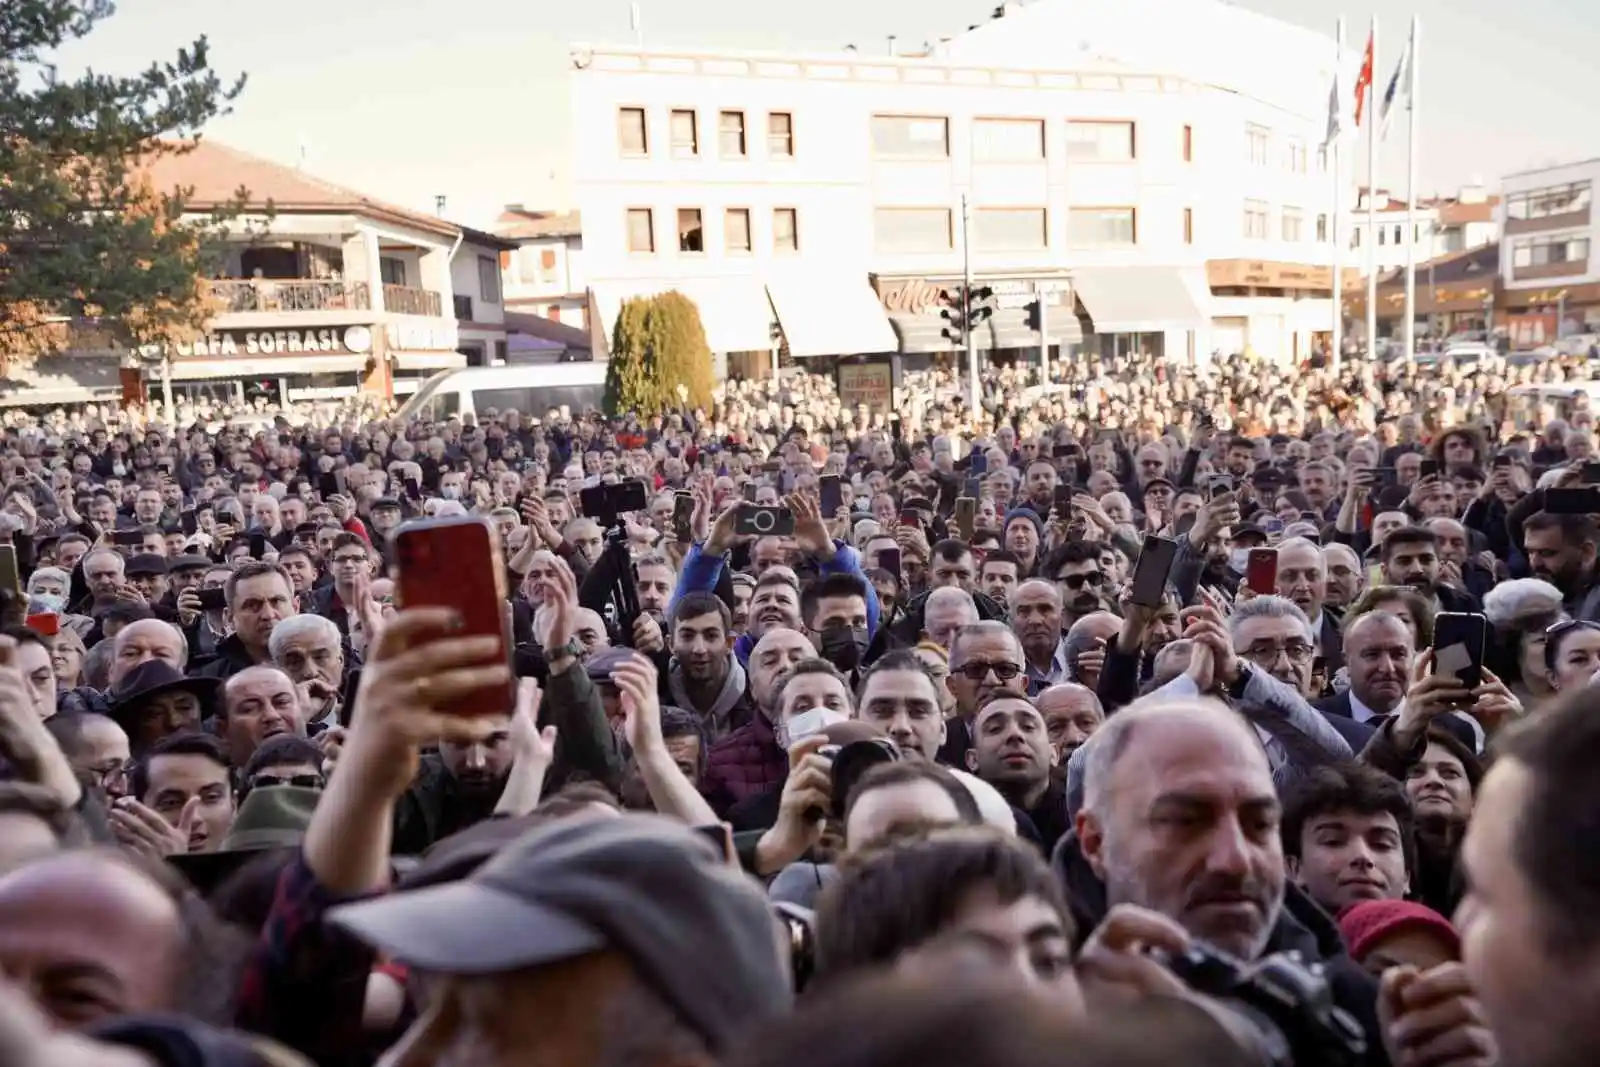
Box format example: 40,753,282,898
1246,550,1279,595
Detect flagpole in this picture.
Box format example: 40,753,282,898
1365,15,1379,361
1402,16,1420,363
1331,17,1345,375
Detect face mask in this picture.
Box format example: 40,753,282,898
778,706,848,751
32,593,64,613
441,484,461,500
1229,548,1251,574
819,623,871,673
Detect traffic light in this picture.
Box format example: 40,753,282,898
940,285,997,345
1025,299,1043,333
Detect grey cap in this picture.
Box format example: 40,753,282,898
327,814,791,1049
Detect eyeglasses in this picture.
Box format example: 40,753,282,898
92,760,130,788
1242,640,1316,665
1545,618,1600,639
249,773,325,792
1060,572,1103,590
952,660,1024,682
332,554,368,566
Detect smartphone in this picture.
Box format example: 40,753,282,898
317,471,340,498
196,587,228,612
24,612,60,637
1375,468,1398,486
969,452,988,476
1433,612,1488,691
181,509,199,536
879,546,902,578
1583,462,1600,485
1492,455,1513,469
337,668,363,728
955,497,976,541
736,505,796,537
1207,476,1233,499
394,516,514,717
1054,484,1075,516
691,822,737,866
672,492,694,543
1130,536,1180,608
111,529,144,548
1053,444,1074,458
248,532,267,559
1545,487,1600,515
961,477,981,500
0,545,18,599
819,475,843,517
1420,459,1440,480
898,511,923,532
1246,548,1279,594
742,483,758,503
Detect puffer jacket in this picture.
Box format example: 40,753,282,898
702,711,787,817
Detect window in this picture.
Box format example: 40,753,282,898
1281,209,1303,243
1066,207,1136,247
379,257,408,287
1507,181,1592,221
626,209,655,253
494,341,508,363
1285,137,1308,174
1242,200,1270,240
724,208,752,253
973,208,1047,251
872,115,950,158
1512,235,1591,267
972,118,1045,161
773,208,799,252
1378,226,1387,246
477,255,501,304
1317,145,1329,173
1183,207,1194,244
677,209,704,253
1065,121,1135,162
768,112,794,158
1182,124,1193,163
1246,124,1270,166
719,111,747,157
1352,227,1362,249
1393,225,1403,246
873,207,953,253
670,109,698,157
618,107,648,156
1316,214,1329,242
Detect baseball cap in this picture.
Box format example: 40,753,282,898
327,814,791,1049
1337,899,1459,962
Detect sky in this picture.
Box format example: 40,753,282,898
43,0,1600,227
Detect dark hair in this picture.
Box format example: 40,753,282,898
814,828,1072,986
208,849,298,936
771,658,851,719
1544,619,1600,676
276,544,314,566
1,624,51,655
1493,685,1600,953
330,531,367,555
657,705,710,779
672,590,731,632
930,539,972,565
1525,510,1598,546
842,760,982,838
1380,525,1439,563
803,572,869,628
1430,427,1485,467
129,731,233,802
855,649,940,705
224,561,292,608
980,550,1022,574
241,735,324,782
1348,584,1436,647
1280,762,1417,879
1045,541,1101,573
536,780,623,819
1414,727,1484,794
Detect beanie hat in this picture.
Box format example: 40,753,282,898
1337,899,1459,962
1004,507,1044,535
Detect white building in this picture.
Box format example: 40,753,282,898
442,227,516,394
567,0,1361,370
1497,158,1599,346
1349,185,1498,278
495,208,588,329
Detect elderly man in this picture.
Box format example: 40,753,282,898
269,614,348,730
1036,682,1103,764
1012,580,1069,694
1273,537,1344,673
221,665,306,768
922,586,979,649
1062,612,1120,693
109,619,189,691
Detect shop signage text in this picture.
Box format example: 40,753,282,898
385,320,460,352
172,326,372,358
838,362,894,410
875,277,1071,316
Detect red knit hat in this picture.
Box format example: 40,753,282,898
1338,899,1460,961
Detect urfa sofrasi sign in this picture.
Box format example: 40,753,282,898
171,326,374,358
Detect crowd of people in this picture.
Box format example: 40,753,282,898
2,345,1600,1067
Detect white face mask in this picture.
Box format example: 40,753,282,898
1229,548,1252,574
777,707,848,751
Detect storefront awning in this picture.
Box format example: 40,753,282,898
589,278,775,356
766,275,898,357
390,351,466,372
1074,267,1209,334
165,355,369,380
0,355,124,408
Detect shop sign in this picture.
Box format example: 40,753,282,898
838,362,894,410
172,326,372,358
875,277,1071,316
287,385,361,401
385,320,459,352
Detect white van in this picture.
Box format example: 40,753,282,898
396,363,608,422
1501,381,1600,428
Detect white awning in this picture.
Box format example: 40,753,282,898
390,351,466,371
0,355,123,407
1074,267,1210,333
766,275,898,357
166,355,368,380
589,278,775,355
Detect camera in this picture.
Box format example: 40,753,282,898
1163,944,1367,1067
819,737,901,820
736,504,795,537
579,480,648,528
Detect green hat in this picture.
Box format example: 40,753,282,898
221,786,320,851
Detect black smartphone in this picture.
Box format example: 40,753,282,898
1545,487,1600,514
0,545,18,599
1433,611,1487,691
672,491,694,543
1375,467,1398,486
1130,536,1180,608
736,505,795,537
111,529,144,548
1053,444,1073,458
963,477,982,500
1420,459,1440,480
969,451,988,476
317,471,340,498
1054,484,1075,516
196,587,228,612
181,509,198,536
691,822,736,865
1207,476,1233,499
249,532,267,559
278,434,291,447
486,437,503,460
404,477,421,499
819,475,843,517
338,668,362,728
742,483,758,503
878,546,902,577
1583,462,1600,485
954,497,976,540
1492,455,1513,469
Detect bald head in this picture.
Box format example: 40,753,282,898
1080,697,1268,818
109,619,188,688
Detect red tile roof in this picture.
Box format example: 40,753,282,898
495,209,582,240
1436,198,1498,226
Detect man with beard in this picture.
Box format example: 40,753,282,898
1050,542,1107,628
633,553,676,622
967,693,1068,853
1036,683,1102,765
669,592,752,741
1379,526,1480,614
1023,459,1058,514
1521,511,1600,620
938,622,1028,768
702,627,813,816
1013,580,1068,693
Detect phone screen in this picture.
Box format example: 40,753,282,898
819,476,843,517
1130,536,1179,607
1433,612,1487,690
954,497,976,540
878,546,902,578
672,492,694,542
181,510,199,536
969,452,988,476
1545,487,1600,515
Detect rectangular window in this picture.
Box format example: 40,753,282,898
1378,226,1387,246
1281,209,1303,243
477,255,501,304
1285,137,1308,174
718,110,747,157
670,109,698,157
773,208,799,252
1507,181,1592,221
724,208,752,253
379,257,408,287
677,208,704,253
973,208,1047,251
768,112,795,158
871,115,950,158
1514,235,1591,266
1316,214,1329,242
1183,207,1194,244
1242,200,1270,240
618,107,648,157
626,208,655,253
1246,124,1270,166
1182,124,1193,163
972,118,1046,161
873,207,953,253
1066,207,1136,247
1393,224,1403,246
1065,120,1135,162
1352,227,1362,249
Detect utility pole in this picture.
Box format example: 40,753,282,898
961,194,978,416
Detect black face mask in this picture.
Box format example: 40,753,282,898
819,623,870,672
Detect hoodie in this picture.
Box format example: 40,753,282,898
669,655,753,742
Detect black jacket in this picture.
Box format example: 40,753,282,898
190,634,266,681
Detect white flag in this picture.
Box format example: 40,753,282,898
1378,30,1414,140
1323,68,1343,148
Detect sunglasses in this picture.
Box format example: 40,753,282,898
249,774,324,792
1061,572,1103,590
953,661,1024,682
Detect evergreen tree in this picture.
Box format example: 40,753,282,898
605,290,715,416
0,0,247,370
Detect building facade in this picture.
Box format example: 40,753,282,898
567,0,1359,370
1348,185,1499,280
1498,158,1599,347
437,228,518,396
495,209,589,330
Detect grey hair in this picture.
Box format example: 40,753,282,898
1483,578,1566,631
112,619,189,673
1063,612,1119,682
948,620,1019,663
1227,595,1314,645
1077,695,1257,820
1275,536,1320,559
26,566,69,593
268,614,342,663
925,586,979,620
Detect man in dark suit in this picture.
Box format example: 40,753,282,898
1316,611,1481,752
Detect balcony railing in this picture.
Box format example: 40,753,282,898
384,284,443,317
206,279,371,313
453,294,474,320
